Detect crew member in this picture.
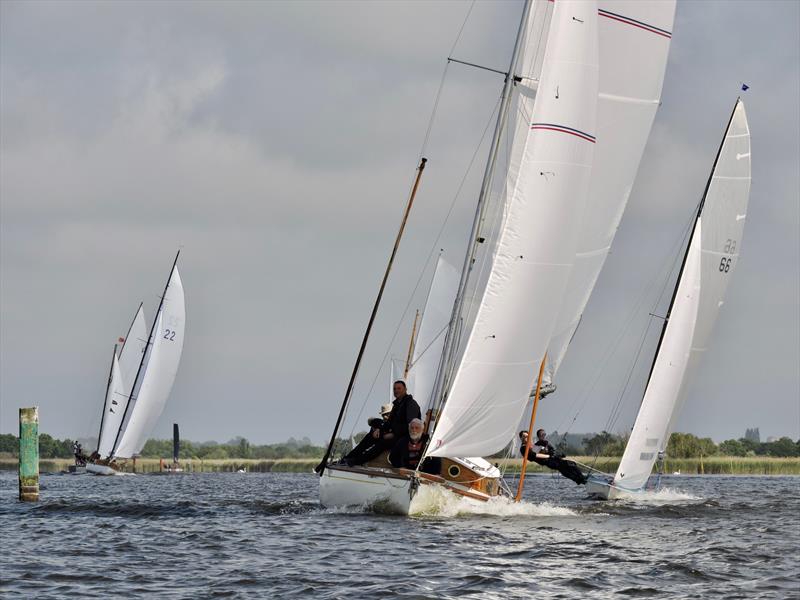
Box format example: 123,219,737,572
519,429,587,485
340,403,394,466
390,418,440,475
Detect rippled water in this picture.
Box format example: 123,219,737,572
1,471,798,598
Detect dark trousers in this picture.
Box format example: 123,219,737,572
344,434,392,466
534,456,586,485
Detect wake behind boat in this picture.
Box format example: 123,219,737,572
316,0,675,514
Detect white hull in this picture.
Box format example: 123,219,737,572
320,464,498,515
585,475,650,500
86,463,118,476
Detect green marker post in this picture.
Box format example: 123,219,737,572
19,407,39,502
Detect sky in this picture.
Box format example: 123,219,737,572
1,0,798,446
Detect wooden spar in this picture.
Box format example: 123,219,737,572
403,309,420,378
515,353,547,502
316,157,428,475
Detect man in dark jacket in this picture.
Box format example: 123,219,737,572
338,381,421,467
519,429,587,485
387,380,421,443
389,419,440,475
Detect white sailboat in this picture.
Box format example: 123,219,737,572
87,254,186,475
586,99,752,499
319,0,605,514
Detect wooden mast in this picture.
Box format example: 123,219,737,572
515,353,547,502
317,157,427,475
403,309,420,378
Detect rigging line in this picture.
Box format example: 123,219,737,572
554,206,699,438
419,0,476,161
342,96,504,442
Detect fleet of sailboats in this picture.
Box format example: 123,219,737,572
87,254,186,475
66,2,753,508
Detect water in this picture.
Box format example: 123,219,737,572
1,471,798,599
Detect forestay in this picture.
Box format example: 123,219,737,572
97,354,128,458
614,100,751,490
544,0,676,385
429,0,599,458
406,255,459,411
114,266,186,458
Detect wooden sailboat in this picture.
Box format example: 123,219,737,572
318,0,675,514
87,254,186,475
586,98,752,499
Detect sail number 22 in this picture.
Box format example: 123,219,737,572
719,238,737,273
163,329,177,341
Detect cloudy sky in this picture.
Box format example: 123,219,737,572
2,0,798,446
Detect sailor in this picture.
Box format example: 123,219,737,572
386,380,421,445
519,429,587,485
389,418,440,475
340,403,394,466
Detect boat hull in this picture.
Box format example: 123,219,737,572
86,463,118,476
585,475,648,500
319,463,499,515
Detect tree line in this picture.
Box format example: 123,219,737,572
1,431,798,459
576,431,800,458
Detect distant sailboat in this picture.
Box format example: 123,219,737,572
87,253,186,475
317,0,674,514
586,99,752,499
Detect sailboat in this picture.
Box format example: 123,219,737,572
586,98,752,499
317,0,674,514
87,254,186,475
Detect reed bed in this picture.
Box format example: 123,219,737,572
1,456,798,475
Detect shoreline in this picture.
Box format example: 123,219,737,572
1,455,799,475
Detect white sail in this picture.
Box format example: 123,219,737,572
428,0,599,458
97,353,128,458
614,100,751,490
406,256,459,411
118,303,148,390
114,266,186,458
544,1,676,385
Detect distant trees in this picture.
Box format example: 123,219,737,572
666,433,717,459
582,431,627,456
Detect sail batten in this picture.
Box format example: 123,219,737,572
429,0,600,459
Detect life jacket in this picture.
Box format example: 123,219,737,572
406,437,424,469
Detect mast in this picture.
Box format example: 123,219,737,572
641,99,741,393
403,310,420,378
110,251,181,458
428,0,532,437
118,301,144,358
95,344,118,455
316,158,427,475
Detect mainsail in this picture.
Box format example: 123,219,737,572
113,263,186,459
406,255,459,412
544,1,676,386
428,0,600,458
613,99,751,491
